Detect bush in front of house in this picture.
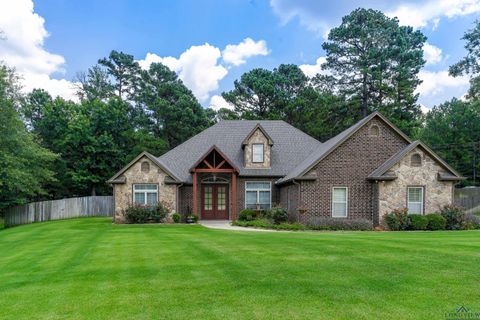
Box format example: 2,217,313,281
440,204,466,230
307,218,373,231
426,213,447,230
464,214,480,230
408,214,429,230
124,202,169,224
266,207,288,224
238,209,257,221
385,208,410,231
172,213,181,223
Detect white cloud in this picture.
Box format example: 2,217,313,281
0,0,78,100
222,38,269,66
209,95,234,111
299,56,327,78
423,43,443,65
269,0,331,38
416,70,470,108
387,0,480,29
138,39,269,103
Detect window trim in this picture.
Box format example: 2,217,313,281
331,187,348,218
132,183,159,206
251,143,265,163
407,186,424,215
245,181,272,210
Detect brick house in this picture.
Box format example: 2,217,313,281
108,112,464,226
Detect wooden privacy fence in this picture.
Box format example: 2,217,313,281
4,196,113,228
454,187,480,214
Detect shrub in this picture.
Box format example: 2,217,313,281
172,213,181,223
190,214,199,223
238,209,257,221
124,204,152,224
440,204,465,230
124,202,169,224
385,208,410,231
464,214,480,230
268,207,288,224
151,202,169,223
307,218,373,231
426,213,446,230
408,214,428,230
233,219,270,228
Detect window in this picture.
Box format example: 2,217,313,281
133,184,158,206
203,186,213,210
332,187,348,217
245,182,271,210
141,161,150,173
252,144,264,163
369,125,379,136
411,154,422,167
407,187,424,214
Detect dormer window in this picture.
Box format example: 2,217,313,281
252,144,264,163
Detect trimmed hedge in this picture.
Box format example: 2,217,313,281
426,214,446,230
238,209,257,221
409,214,428,230
233,218,372,231
124,203,168,224
385,208,410,231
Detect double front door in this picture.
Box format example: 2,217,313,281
201,184,229,219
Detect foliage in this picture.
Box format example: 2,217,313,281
464,214,480,230
408,214,428,230
426,214,447,231
322,8,425,136
306,218,373,231
0,65,57,210
440,205,466,230
384,208,410,231
417,99,480,185
222,64,348,141
266,207,289,224
449,20,480,100
233,218,372,231
238,208,257,221
172,213,181,223
123,202,168,224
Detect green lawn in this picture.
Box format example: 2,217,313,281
0,218,479,319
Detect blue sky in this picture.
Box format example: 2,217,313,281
1,0,478,110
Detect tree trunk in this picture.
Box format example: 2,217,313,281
91,186,96,196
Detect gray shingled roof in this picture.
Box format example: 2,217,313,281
157,120,322,183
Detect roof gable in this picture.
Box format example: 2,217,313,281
107,151,181,184
277,112,412,184
241,124,274,147
189,145,239,172
368,141,464,180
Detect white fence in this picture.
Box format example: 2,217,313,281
4,196,113,227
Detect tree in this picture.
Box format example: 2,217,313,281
449,20,480,100
0,65,57,209
418,98,480,185
321,8,425,135
134,62,212,148
75,65,115,101
98,50,140,98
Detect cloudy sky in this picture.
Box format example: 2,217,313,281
0,0,478,111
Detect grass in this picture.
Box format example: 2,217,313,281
0,218,479,319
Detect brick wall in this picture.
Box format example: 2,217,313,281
299,117,409,224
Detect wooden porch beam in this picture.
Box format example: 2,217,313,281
193,168,235,173
193,171,198,216
203,159,213,169
216,160,226,169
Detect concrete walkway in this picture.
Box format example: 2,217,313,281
199,220,276,232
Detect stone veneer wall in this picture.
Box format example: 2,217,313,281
378,147,455,221
113,156,177,223
299,117,409,225
244,129,271,169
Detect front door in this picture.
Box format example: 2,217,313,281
201,184,229,219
